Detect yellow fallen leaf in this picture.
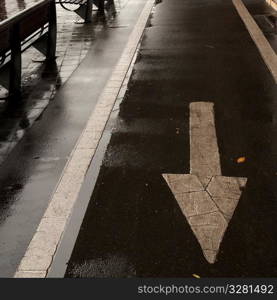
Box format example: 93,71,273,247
237,157,246,164
193,274,201,278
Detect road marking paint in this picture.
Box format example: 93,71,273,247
233,0,277,84
190,102,221,187
163,102,247,264
14,0,155,278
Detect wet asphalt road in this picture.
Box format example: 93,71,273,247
65,0,277,277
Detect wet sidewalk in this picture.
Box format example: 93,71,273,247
56,0,277,277
0,0,138,277
0,0,40,22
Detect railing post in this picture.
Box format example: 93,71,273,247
47,0,57,60
9,23,22,100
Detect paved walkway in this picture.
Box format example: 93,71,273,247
0,0,39,22
0,0,134,277
0,1,128,165
57,0,277,277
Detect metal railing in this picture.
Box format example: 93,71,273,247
56,0,100,23
0,0,57,101
58,0,87,10
0,0,109,101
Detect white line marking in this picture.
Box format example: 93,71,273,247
190,102,222,187
14,0,155,278
163,102,247,264
233,0,277,84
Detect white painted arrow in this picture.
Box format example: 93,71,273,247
163,102,247,264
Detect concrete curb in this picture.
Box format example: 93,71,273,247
14,0,155,278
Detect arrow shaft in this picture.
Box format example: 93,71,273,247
163,101,247,264
190,102,221,186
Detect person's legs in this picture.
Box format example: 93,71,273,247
98,0,105,13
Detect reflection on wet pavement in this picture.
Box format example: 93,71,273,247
0,0,129,167
0,0,128,22
0,0,39,22
0,0,132,277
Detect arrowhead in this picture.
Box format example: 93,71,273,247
162,173,247,264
